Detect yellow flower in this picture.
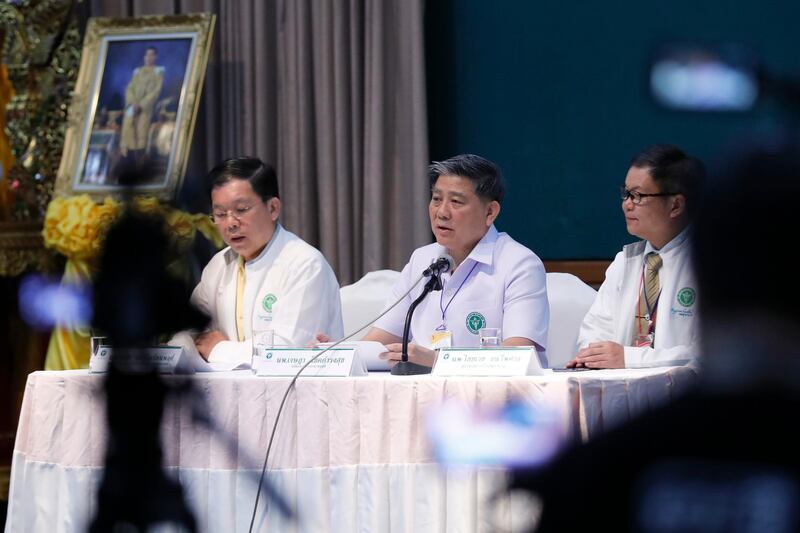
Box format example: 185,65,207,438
133,195,162,215
194,215,224,248
164,209,197,249
42,195,120,260
42,195,223,262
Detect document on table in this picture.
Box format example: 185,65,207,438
168,331,250,372
317,340,391,372
169,334,391,373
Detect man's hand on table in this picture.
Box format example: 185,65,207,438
380,342,437,368
566,341,625,369
195,330,228,361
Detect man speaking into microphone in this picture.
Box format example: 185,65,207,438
364,154,549,368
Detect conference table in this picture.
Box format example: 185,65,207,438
5,366,696,532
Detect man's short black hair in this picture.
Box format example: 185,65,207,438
630,144,706,212
429,154,505,203
207,157,279,202
145,46,158,54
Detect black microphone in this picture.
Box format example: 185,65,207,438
422,254,454,277
391,254,452,376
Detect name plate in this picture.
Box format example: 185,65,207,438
89,346,189,374
253,348,365,377
432,347,542,376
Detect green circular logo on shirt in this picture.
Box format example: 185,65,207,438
262,293,277,312
677,287,696,307
266,352,273,360
466,312,486,334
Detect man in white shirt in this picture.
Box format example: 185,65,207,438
191,157,343,365
568,144,705,369
365,154,549,368
511,137,800,533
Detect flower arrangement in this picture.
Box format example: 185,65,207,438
40,194,222,370
42,195,119,260
42,194,222,261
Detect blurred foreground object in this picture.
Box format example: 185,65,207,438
89,204,208,532
651,43,759,111
427,398,565,469
18,273,91,330
650,42,800,114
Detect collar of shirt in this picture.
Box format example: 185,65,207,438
644,225,691,258
437,224,498,287
466,224,499,267
224,224,283,268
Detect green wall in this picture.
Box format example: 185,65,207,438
426,0,800,259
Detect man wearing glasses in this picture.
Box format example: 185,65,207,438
567,144,704,369
191,157,343,364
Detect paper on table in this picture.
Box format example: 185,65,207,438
167,331,251,372
317,340,390,372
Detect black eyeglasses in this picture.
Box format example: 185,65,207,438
620,187,679,205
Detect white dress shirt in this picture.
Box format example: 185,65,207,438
191,225,344,365
374,225,550,367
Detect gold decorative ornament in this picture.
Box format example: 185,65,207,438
0,0,82,222
0,0,82,277
0,220,58,276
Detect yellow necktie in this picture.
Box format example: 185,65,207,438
635,252,662,344
235,257,246,342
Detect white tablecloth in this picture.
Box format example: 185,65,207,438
5,367,696,532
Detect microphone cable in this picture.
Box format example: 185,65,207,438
248,272,426,532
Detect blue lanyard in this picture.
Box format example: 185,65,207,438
438,261,479,328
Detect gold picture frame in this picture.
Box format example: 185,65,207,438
55,13,215,201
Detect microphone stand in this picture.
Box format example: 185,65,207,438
391,273,443,375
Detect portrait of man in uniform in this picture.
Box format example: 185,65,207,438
55,14,215,201
76,37,192,187
119,46,164,161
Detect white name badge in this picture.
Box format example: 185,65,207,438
253,348,365,377
432,347,543,377
89,346,190,374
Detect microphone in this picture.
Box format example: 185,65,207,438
392,255,451,376
422,254,454,277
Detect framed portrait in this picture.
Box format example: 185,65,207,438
55,13,215,200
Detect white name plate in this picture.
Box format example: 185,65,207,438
253,348,365,377
89,346,190,374
432,347,543,376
